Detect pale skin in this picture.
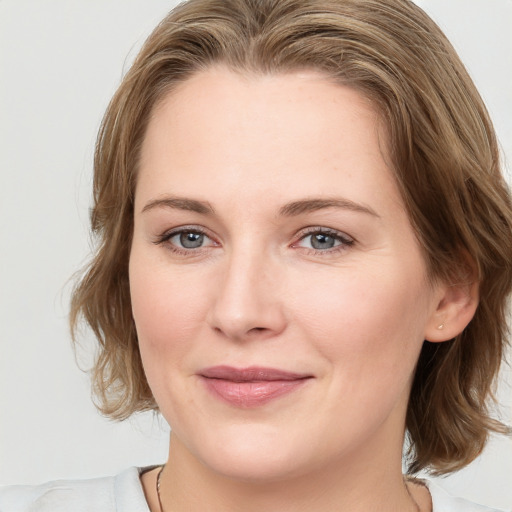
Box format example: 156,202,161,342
131,67,478,511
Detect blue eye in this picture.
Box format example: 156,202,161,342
171,231,206,249
155,227,214,252
297,229,353,251
308,233,340,250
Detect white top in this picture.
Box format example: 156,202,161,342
0,467,507,512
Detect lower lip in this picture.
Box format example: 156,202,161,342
200,377,310,408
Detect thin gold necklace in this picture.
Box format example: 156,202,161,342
156,465,426,512
404,476,422,512
156,464,165,512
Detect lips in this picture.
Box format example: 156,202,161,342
198,366,312,408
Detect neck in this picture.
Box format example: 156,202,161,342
156,433,423,512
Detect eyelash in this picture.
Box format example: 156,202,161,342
154,226,355,256
293,227,355,255
153,225,215,256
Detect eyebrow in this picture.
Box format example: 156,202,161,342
279,198,380,218
142,196,215,215
141,195,379,218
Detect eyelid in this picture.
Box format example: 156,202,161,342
152,224,354,255
295,226,354,242
291,226,355,252
153,225,218,250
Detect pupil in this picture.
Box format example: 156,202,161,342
180,232,203,248
311,233,335,249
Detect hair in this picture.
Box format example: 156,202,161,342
70,0,512,474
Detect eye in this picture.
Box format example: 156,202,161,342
154,226,216,253
170,231,207,249
295,228,354,252
305,232,340,250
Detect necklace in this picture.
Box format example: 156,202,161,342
157,464,165,512
404,477,421,512
156,465,426,512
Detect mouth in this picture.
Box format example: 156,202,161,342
198,366,313,408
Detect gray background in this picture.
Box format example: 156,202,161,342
1,1,511,508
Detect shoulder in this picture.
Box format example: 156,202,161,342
0,467,150,512
426,480,510,512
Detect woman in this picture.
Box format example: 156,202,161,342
2,0,511,510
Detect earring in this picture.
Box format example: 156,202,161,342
437,324,444,330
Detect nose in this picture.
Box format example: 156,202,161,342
206,248,287,341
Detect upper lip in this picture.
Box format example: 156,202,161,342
199,365,312,382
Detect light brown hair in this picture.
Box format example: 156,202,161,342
70,0,512,474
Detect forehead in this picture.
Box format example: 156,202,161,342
137,67,399,216
144,67,383,155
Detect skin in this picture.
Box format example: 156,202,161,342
130,68,477,511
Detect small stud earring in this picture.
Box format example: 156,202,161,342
437,324,444,330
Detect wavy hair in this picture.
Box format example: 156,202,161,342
70,0,512,474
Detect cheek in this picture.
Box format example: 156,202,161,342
289,264,431,371
129,250,213,422
129,249,210,367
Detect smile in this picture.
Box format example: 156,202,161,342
198,366,313,408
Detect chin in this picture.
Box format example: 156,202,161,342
184,425,313,483
205,451,305,484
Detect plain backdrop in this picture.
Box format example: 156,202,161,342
1,0,511,509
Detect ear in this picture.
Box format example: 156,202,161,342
424,276,479,343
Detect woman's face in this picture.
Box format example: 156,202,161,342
130,68,445,481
